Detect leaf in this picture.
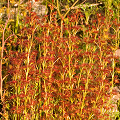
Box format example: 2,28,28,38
110,46,116,51
116,68,120,74
6,8,10,15
64,17,69,24
114,79,119,84
9,19,14,22
10,0,15,4
0,47,2,52
0,8,4,14
2,58,8,64
0,29,3,33
65,5,69,10
67,0,70,3
2,6,6,9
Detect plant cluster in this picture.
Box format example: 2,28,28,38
0,0,120,120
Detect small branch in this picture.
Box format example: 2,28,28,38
81,0,87,4
0,0,11,100
53,57,60,65
4,33,16,46
2,74,9,82
63,0,79,19
61,2,103,11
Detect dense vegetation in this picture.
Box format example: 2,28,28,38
0,0,120,119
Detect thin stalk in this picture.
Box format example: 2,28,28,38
15,0,20,35
24,31,33,117
60,19,63,38
110,57,115,93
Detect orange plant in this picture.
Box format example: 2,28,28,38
0,0,120,120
